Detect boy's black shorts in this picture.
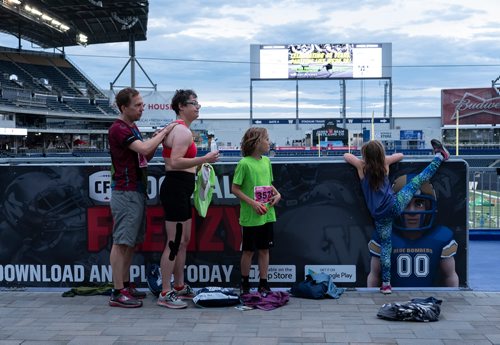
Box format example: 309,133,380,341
242,222,274,251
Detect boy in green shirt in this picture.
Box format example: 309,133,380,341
231,127,281,295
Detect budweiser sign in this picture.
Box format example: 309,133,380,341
441,88,500,125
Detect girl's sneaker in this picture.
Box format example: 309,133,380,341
431,139,450,161
380,283,392,294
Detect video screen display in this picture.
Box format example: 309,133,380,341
251,43,391,80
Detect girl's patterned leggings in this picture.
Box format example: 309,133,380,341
377,156,443,284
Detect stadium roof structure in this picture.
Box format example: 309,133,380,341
0,0,148,48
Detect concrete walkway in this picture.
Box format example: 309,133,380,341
1,289,500,345
0,240,499,345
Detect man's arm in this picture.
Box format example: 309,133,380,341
129,123,176,158
440,257,459,287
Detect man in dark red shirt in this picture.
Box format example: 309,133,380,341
108,87,175,308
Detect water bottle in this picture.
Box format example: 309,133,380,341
210,140,217,152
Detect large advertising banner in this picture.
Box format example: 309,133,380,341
138,90,176,128
106,90,176,128
0,160,467,289
441,87,500,125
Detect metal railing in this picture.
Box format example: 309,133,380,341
469,167,500,230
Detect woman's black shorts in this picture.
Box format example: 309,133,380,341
160,171,195,222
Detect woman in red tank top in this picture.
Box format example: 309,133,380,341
157,90,219,309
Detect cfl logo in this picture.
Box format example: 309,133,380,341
88,171,164,202
89,171,112,202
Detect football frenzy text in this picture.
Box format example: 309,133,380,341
87,205,241,252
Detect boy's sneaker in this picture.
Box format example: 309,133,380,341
431,139,450,161
127,283,147,299
174,284,194,299
240,283,250,296
157,290,188,309
109,289,142,308
258,285,271,296
380,283,392,295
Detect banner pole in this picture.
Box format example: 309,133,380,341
455,109,459,156
318,133,321,157
371,111,375,140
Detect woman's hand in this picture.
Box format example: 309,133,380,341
203,150,220,163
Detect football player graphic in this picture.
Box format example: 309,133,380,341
367,175,459,288
0,170,88,264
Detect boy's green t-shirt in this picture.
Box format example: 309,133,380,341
232,155,276,227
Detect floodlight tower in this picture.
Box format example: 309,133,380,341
493,75,500,96
110,33,157,92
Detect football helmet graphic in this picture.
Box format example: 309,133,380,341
2,171,87,253
392,174,437,231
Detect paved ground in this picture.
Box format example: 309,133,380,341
0,240,498,345
1,290,500,345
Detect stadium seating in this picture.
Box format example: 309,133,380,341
0,49,115,116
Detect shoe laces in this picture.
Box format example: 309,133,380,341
127,283,139,293
120,288,135,299
166,290,179,301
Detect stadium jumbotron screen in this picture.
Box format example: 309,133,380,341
250,43,392,80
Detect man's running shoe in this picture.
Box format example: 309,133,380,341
380,283,392,295
109,289,142,308
431,139,450,161
157,290,187,309
127,283,147,299
174,284,195,299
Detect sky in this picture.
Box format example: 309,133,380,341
1,0,499,120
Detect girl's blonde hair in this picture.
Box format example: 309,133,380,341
361,140,386,191
240,127,268,157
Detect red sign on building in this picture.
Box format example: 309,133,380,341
441,88,500,125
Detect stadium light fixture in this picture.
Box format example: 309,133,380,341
24,4,42,16
87,0,103,7
41,13,52,21
17,4,71,33
77,33,88,46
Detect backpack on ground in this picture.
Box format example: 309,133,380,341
290,272,345,299
192,287,241,308
377,297,442,322
146,263,162,297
